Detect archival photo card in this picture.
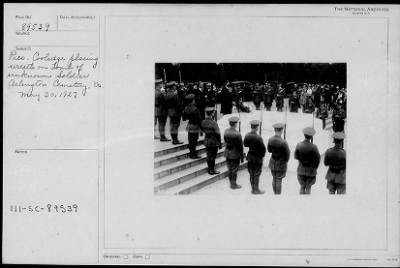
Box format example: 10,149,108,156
3,4,399,266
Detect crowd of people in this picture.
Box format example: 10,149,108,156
155,78,347,195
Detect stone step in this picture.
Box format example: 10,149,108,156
154,139,205,158
154,143,226,168
154,150,226,180
154,157,228,193
158,162,248,195
154,145,207,168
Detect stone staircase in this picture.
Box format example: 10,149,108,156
154,140,248,195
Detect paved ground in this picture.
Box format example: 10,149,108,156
192,163,330,196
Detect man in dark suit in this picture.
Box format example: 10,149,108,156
165,81,183,145
220,81,234,115
201,107,223,175
332,99,346,132
267,123,290,195
182,94,202,158
289,89,300,113
275,86,286,112
324,132,346,194
244,120,266,194
223,116,244,189
294,127,321,194
155,79,170,141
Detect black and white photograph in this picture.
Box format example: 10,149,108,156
154,63,347,196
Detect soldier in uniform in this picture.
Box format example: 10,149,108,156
154,79,170,141
182,94,202,159
244,120,266,194
275,86,286,112
267,123,290,195
294,127,321,194
324,132,346,194
205,83,216,108
304,86,315,113
332,99,346,132
220,81,234,115
165,81,183,145
223,116,244,189
201,107,223,175
263,84,274,111
318,93,329,129
252,83,263,110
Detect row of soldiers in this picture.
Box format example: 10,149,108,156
155,79,221,145
218,118,346,195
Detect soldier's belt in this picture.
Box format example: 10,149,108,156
330,167,344,173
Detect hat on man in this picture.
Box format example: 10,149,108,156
332,132,346,140
250,120,260,127
303,127,316,137
272,122,285,130
228,116,240,124
155,78,163,84
205,107,215,113
186,94,195,101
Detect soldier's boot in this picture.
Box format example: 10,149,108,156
230,173,242,189
275,181,282,195
160,135,171,142
207,160,216,175
210,160,220,175
207,159,213,175
253,176,264,195
272,179,277,194
299,186,306,195
189,150,201,159
250,175,256,194
305,187,311,195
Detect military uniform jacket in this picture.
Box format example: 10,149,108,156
244,131,266,164
182,103,202,133
267,135,290,171
165,91,182,117
223,127,244,160
324,145,346,184
294,140,321,176
201,118,221,148
264,89,274,104
155,90,168,117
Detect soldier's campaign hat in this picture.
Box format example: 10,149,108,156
332,132,346,140
250,120,260,127
166,81,177,88
186,94,196,100
303,127,316,137
228,116,240,123
205,107,215,112
273,122,285,130
155,78,163,84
